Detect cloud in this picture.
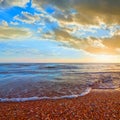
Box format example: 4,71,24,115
116,48,120,53
33,0,120,56
1,47,42,57
33,0,120,25
102,35,120,49
78,35,120,55
0,26,32,40
0,0,29,7
10,21,19,25
14,12,40,24
0,0,119,57
43,27,120,55
1,20,8,26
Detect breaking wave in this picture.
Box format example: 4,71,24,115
0,87,91,102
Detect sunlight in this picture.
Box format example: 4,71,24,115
94,54,119,63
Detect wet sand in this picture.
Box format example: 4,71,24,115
0,89,120,120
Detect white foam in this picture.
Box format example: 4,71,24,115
80,87,92,96
0,87,92,102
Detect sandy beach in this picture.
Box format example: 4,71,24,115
0,89,120,120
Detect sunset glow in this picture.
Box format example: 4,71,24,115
0,0,120,63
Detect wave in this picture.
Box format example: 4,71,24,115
0,87,92,102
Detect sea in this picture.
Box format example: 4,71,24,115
0,63,120,102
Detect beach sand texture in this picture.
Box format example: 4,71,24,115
0,89,120,120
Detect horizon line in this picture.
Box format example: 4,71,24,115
0,62,119,64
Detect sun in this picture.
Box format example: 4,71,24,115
94,54,119,63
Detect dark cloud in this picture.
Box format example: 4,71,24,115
33,0,120,55
33,0,120,25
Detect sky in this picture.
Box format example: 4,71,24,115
0,0,120,63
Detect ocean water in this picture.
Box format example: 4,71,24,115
0,63,120,102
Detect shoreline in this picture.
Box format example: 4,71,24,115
0,87,92,103
0,89,119,120
0,87,92,102
0,87,118,103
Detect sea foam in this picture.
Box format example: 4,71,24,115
0,87,91,102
